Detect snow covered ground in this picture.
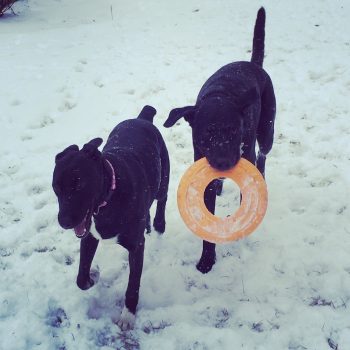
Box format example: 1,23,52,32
1,0,349,349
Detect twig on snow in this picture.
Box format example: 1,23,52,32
110,5,114,21
0,0,18,16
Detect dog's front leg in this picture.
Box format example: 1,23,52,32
193,147,217,273
117,237,145,331
76,234,99,290
196,181,217,273
153,195,167,233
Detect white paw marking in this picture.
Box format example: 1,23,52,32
116,306,136,331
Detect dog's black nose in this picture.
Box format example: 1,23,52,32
211,157,235,171
58,213,74,229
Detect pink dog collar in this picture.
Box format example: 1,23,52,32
94,158,116,215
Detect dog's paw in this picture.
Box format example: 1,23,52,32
76,269,100,290
153,219,165,234
77,277,94,290
116,306,136,331
196,256,216,274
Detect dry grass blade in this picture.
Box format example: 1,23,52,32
0,0,18,16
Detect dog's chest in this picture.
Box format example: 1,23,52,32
90,222,119,244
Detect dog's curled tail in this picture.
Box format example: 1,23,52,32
251,7,266,67
137,105,157,123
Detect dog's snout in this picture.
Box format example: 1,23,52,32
216,158,231,171
58,213,74,229
211,157,235,171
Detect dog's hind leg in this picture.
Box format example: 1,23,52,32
153,195,167,234
256,152,266,177
153,140,170,234
76,234,99,290
146,212,151,234
117,236,145,331
242,142,257,167
256,77,276,177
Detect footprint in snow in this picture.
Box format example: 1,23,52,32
94,79,104,88
34,246,56,253
58,98,77,112
290,206,306,215
0,202,22,226
309,178,333,188
35,218,50,233
74,64,84,73
1,159,20,176
34,199,48,210
0,247,13,257
27,184,45,196
140,85,165,99
46,306,70,329
288,166,307,178
28,115,55,130
122,89,136,95
10,99,21,106
21,134,33,141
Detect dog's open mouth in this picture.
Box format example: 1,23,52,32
74,210,93,239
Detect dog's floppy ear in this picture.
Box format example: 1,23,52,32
137,105,157,122
163,106,196,128
55,145,79,163
82,138,103,160
85,138,103,148
237,88,259,111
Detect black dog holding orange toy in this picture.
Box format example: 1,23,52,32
52,106,169,330
164,8,276,273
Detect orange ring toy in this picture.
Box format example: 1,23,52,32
177,158,268,244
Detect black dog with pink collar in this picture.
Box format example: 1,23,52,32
52,105,170,330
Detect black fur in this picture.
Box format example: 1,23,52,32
52,105,170,326
164,8,276,273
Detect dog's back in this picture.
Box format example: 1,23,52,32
102,106,169,203
103,106,163,158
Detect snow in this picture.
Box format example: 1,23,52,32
1,0,350,349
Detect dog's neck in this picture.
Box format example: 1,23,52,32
94,157,116,215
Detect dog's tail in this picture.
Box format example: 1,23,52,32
251,7,266,68
137,105,157,123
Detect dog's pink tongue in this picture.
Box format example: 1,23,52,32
74,221,86,238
